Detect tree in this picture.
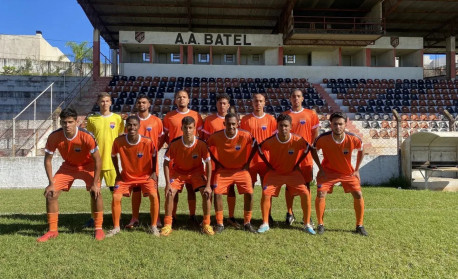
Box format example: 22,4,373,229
65,41,92,76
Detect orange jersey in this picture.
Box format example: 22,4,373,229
259,133,310,175
240,113,276,164
112,135,156,182
138,113,164,149
163,109,203,144
45,128,98,168
201,113,225,141
313,131,363,176
164,136,210,174
284,108,320,165
207,129,255,170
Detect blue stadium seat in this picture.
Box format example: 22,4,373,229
200,105,209,113
200,99,208,106
366,106,374,113
192,98,199,106
210,105,217,113
126,98,135,105
120,92,128,98
147,92,155,99
129,92,137,98
112,104,121,112
209,99,216,106
156,92,164,98
129,76,136,81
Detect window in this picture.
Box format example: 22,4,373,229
224,54,234,63
198,54,209,63
143,53,150,62
252,54,260,62
284,55,296,64
171,53,180,63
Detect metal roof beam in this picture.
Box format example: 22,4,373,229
105,23,274,30
93,1,282,10
98,13,277,21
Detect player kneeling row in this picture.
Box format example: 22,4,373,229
38,109,367,242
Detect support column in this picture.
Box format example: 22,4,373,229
187,45,193,64
119,43,123,63
92,29,100,80
278,46,284,65
179,45,184,64
209,46,213,65
365,49,371,67
392,49,396,67
149,45,154,63
111,49,118,76
237,46,241,65
338,47,342,66
446,36,456,79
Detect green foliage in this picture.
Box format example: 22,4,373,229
0,187,457,278
2,66,17,75
65,41,92,76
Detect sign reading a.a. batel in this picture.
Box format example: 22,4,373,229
175,33,251,46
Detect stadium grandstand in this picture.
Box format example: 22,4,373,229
1,0,458,189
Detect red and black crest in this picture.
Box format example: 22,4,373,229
135,31,145,43
390,37,399,48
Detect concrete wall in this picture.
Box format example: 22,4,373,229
0,150,398,188
121,63,423,83
0,34,70,62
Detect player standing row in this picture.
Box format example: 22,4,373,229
37,89,368,242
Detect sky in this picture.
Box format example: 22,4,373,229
0,0,110,61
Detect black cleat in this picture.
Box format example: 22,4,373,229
227,217,242,229
214,224,225,234
285,213,295,226
268,214,275,226
317,224,325,235
82,218,94,228
355,225,368,236
243,223,257,233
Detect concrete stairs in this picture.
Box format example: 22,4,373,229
313,83,374,153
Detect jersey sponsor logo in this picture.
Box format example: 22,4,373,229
261,125,267,131
114,184,120,189
262,185,267,190
74,145,82,152
300,119,306,125
146,126,152,132
137,152,144,158
317,184,322,188
110,122,116,129
192,153,198,159
235,145,241,151
343,148,349,155
288,149,294,155
170,179,174,183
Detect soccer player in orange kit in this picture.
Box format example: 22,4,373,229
201,93,240,228
163,90,203,226
257,114,315,234
311,112,368,236
283,89,320,226
160,116,214,236
107,116,160,237
124,94,164,229
38,108,104,242
207,113,257,233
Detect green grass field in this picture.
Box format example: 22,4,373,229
0,186,457,279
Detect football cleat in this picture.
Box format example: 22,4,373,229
94,229,105,241
148,226,160,237
106,227,121,238
355,225,368,236
214,224,225,234
303,225,316,235
201,224,215,236
37,231,59,242
82,218,94,228
317,224,325,235
285,213,295,226
243,223,257,233
257,223,270,233
160,225,173,237
227,217,241,229
125,219,139,229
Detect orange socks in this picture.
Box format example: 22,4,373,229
47,212,58,232
93,211,103,230
243,211,252,225
131,190,142,220
203,215,211,225
149,194,159,227
354,197,365,226
285,189,294,214
164,215,173,226
215,210,224,225
112,193,122,228
300,192,311,225
315,196,326,225
188,199,196,216
261,194,271,224
227,196,236,218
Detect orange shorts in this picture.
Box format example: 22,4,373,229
262,170,308,197
316,170,361,194
299,163,313,184
53,164,99,192
248,162,268,185
114,179,157,197
213,169,253,195
170,171,207,192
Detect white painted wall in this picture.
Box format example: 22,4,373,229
121,63,423,83
264,48,279,65
0,34,70,62
368,37,423,50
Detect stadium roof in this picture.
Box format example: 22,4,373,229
79,0,457,52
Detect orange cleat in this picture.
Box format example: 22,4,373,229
94,229,105,241
37,231,59,242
